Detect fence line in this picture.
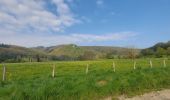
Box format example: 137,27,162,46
86,64,89,74
1,59,169,81
2,64,6,81
52,64,55,78
133,61,136,70
163,59,166,67
150,60,153,68
113,61,116,72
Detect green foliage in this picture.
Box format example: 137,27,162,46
0,59,170,100
48,44,84,60
167,47,170,55
155,47,166,57
0,44,47,63
141,41,170,57
41,44,140,60
0,43,142,62
79,50,97,60
2,41,170,62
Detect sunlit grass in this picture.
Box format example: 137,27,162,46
0,58,170,100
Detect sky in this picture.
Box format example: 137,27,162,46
0,0,170,48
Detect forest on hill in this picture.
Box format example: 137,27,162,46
0,41,170,63
141,41,170,57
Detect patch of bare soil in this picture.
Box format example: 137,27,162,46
97,80,107,86
119,89,170,100
103,89,170,100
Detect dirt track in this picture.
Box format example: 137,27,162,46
119,89,170,100
103,89,170,100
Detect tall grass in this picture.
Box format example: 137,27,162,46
0,58,170,100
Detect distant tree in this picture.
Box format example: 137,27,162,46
125,46,138,59
167,47,170,56
140,41,170,57
28,56,33,62
106,50,117,59
16,55,22,62
141,49,154,56
36,55,41,62
0,44,10,48
156,47,166,57
58,55,73,61
79,51,96,60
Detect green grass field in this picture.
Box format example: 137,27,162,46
0,58,170,100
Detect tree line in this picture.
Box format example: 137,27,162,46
0,41,170,63
141,41,170,57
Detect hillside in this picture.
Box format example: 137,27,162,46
0,43,141,62
148,41,170,51
141,41,170,57
32,44,140,60
0,44,47,62
47,44,84,60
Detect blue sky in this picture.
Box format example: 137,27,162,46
0,0,170,48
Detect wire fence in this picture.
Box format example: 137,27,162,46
1,59,170,81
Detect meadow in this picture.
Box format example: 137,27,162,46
0,58,170,100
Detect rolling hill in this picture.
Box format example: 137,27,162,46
0,44,47,62
0,43,141,62
32,44,140,60
141,41,170,57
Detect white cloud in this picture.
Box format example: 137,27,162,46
67,0,74,3
72,32,137,42
0,0,138,47
0,32,137,47
0,0,78,34
96,0,104,6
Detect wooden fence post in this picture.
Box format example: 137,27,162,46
134,61,136,70
163,59,166,67
52,64,55,78
150,60,153,68
2,64,6,81
86,64,89,74
113,61,116,72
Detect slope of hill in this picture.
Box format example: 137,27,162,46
0,43,141,62
0,44,47,62
47,44,84,60
141,41,170,57
32,44,140,60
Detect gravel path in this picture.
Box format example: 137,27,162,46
103,89,170,100
119,89,170,100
